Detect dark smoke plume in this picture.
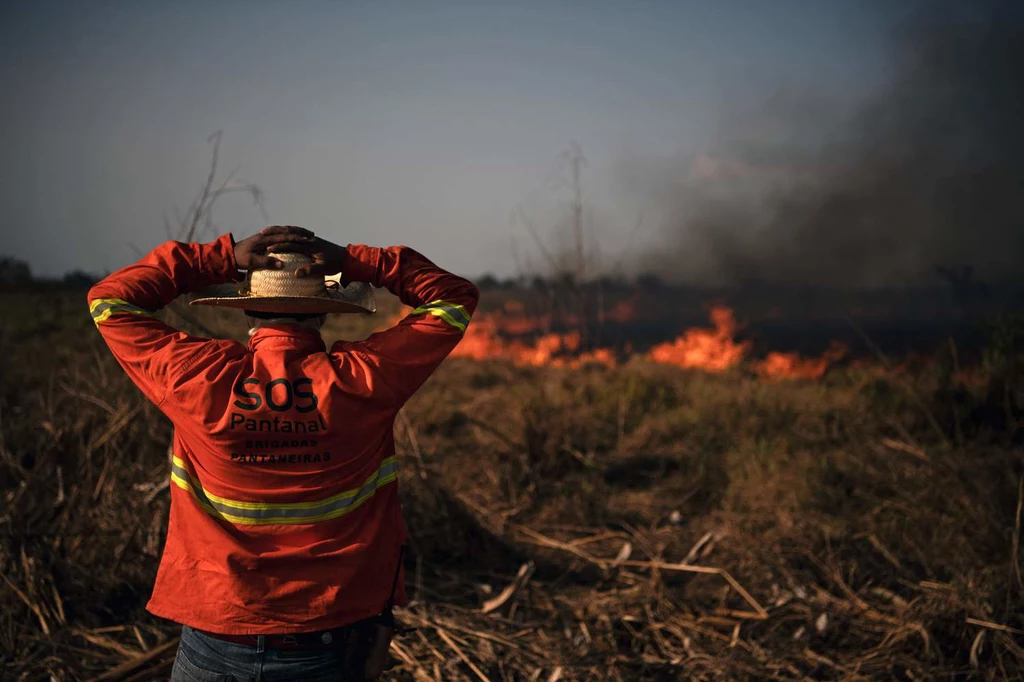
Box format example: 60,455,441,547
638,2,1024,288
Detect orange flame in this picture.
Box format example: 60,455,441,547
646,306,751,372
450,317,615,368
755,341,848,380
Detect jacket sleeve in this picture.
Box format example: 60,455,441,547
335,244,479,407
87,234,242,407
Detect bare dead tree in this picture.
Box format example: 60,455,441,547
177,131,268,243
509,143,652,356
161,132,268,339
567,142,586,284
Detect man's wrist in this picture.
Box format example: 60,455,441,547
209,233,244,282
340,244,379,286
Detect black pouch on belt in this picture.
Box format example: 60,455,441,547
343,546,404,680
359,609,395,679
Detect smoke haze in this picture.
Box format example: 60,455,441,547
631,1,1024,288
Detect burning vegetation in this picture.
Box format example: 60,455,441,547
441,300,847,380
645,306,751,373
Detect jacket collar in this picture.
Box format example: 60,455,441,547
247,325,327,354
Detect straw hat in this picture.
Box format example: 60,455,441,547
190,252,376,315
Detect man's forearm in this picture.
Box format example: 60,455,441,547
340,244,479,314
88,234,241,314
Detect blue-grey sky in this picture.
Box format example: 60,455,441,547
2,0,907,278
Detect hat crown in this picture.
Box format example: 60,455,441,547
190,249,375,314
249,253,325,298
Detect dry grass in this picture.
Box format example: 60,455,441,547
0,289,1021,681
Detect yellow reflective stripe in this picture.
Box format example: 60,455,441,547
89,298,152,325
175,470,395,526
170,455,397,511
170,471,219,517
170,455,399,526
89,297,129,313
410,300,471,332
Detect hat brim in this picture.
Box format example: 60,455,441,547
189,281,376,315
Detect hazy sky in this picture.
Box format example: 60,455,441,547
2,0,907,278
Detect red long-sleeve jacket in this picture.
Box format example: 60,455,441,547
88,234,478,634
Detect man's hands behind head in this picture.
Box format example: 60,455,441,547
233,226,315,271
234,226,348,278
291,237,347,279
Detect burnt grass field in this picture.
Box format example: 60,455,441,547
1,287,1022,681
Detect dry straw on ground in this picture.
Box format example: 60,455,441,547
0,290,1022,681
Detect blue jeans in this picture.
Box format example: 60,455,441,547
171,625,350,682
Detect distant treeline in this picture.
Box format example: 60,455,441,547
0,255,98,290
475,272,667,293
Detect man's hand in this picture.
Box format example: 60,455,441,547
292,237,348,278
233,226,315,271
